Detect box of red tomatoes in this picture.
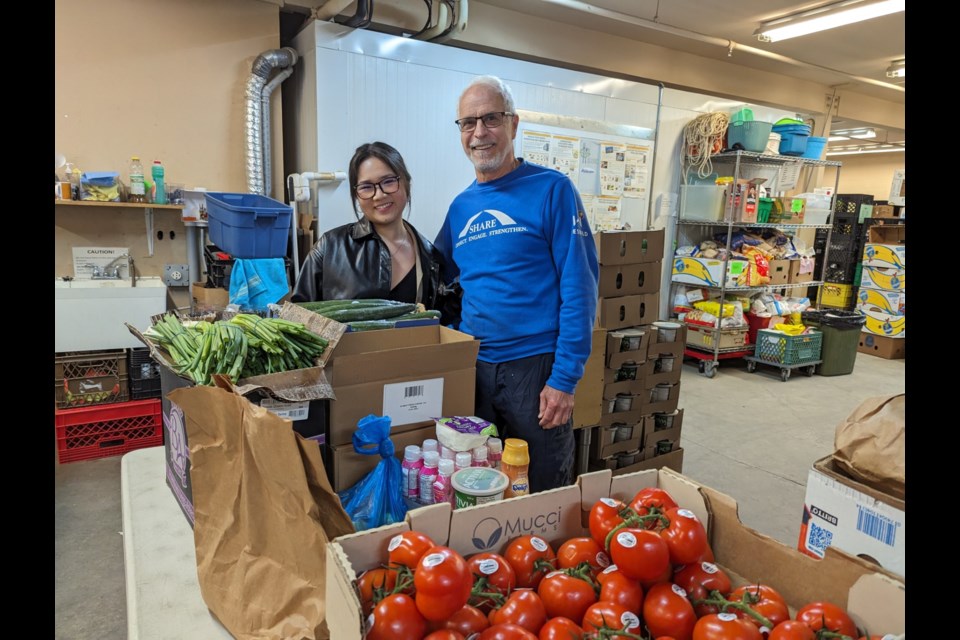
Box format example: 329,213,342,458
326,467,905,639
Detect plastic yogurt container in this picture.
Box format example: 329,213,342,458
451,467,509,508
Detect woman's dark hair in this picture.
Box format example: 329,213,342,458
348,141,413,219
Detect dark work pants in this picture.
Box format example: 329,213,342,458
475,353,575,493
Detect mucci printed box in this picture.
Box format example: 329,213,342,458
327,467,905,640
798,456,905,577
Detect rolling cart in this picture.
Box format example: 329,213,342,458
745,328,824,382
684,345,754,379
743,354,821,381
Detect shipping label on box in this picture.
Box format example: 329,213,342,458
861,266,905,291
862,243,905,269
595,229,665,265
857,287,904,317
798,458,905,576
672,257,745,288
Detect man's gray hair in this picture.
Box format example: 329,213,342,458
458,75,517,114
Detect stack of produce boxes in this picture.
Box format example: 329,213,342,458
856,224,905,359
581,229,684,475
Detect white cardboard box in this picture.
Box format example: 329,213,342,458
798,456,905,577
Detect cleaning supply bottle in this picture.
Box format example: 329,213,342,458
487,438,503,470
432,458,455,506
422,438,439,455
151,160,167,204
419,451,440,505
128,156,146,203
501,438,530,499
401,445,423,502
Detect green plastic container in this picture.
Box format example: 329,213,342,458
801,310,865,376
755,329,823,365
757,198,774,223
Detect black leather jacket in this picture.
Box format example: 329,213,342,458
291,218,460,323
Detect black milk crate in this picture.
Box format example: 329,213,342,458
831,213,863,238
834,194,874,216
130,376,162,400
824,261,859,284
203,243,293,289
128,347,161,381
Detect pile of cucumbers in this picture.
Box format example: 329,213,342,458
295,298,441,331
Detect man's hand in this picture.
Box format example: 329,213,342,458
538,384,575,429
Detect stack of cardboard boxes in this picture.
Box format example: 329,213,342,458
856,224,905,359
573,229,686,476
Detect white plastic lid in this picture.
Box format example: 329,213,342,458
487,438,503,454
455,452,473,468
438,458,455,476
440,446,457,460
404,445,422,462
422,439,439,453
422,451,440,468
473,445,488,461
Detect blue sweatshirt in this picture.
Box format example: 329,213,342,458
435,160,600,394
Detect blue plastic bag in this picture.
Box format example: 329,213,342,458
337,414,408,532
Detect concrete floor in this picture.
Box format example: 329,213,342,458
54,350,905,640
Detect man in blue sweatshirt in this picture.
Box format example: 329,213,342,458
434,75,600,492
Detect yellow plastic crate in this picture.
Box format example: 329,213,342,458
820,283,856,307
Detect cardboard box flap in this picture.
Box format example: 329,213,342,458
279,301,349,368
325,542,371,640
698,482,905,633
125,320,337,401
845,572,906,636
331,521,410,575
446,485,582,555
405,502,452,548
577,469,616,511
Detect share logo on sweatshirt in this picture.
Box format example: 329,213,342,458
455,209,528,247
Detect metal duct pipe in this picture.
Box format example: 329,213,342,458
540,0,904,93
245,47,298,195
261,66,295,199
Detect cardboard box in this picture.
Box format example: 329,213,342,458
326,467,905,640
857,333,905,359
331,423,436,492
671,257,746,289
860,266,905,292
598,262,662,298
326,325,479,446
798,456,905,576
871,204,895,218
860,307,905,338
191,283,230,310
572,329,606,429
612,447,684,475
767,259,791,285
596,293,660,330
685,324,748,350
637,380,681,415
599,407,643,428
647,407,684,435
590,419,643,460
605,328,650,368
642,410,682,455
641,355,682,388
862,243,905,269
788,260,815,284
595,229,665,265
868,224,905,245
646,322,687,358
857,287,904,316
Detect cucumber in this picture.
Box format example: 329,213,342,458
324,303,418,322
395,310,442,320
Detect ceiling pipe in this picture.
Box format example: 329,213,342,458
245,47,299,196
539,0,904,93
314,0,354,21
335,0,373,28
431,0,469,43
414,1,451,40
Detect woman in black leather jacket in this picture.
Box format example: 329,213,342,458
291,142,459,324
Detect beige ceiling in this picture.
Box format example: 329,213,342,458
288,0,905,150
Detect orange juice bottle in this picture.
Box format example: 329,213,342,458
501,438,530,498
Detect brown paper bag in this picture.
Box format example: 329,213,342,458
169,385,355,640
832,393,905,499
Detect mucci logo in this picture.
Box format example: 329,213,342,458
164,402,189,489
455,209,525,248
470,508,563,551
810,504,838,526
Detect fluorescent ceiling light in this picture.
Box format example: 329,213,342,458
829,128,877,141
756,0,905,42
826,146,905,156
886,59,906,78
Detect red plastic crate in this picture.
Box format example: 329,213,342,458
55,399,163,464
